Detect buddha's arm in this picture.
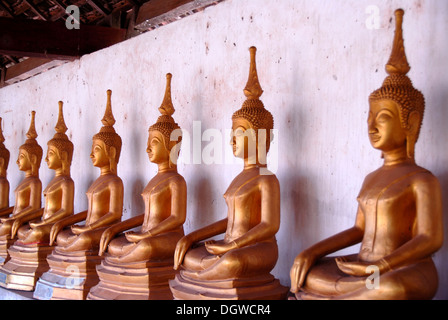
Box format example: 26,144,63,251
99,214,145,255
49,210,88,245
40,180,74,225
290,206,365,292
0,206,13,217
86,180,123,230
0,183,9,210
378,175,443,272
145,177,187,238
11,208,44,238
10,180,42,220
174,218,228,270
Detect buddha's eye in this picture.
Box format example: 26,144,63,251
234,128,245,137
376,113,392,123
151,138,160,146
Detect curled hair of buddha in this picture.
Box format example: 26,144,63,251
148,73,182,150
368,9,425,158
19,111,43,167
0,118,10,170
232,47,274,152
47,101,74,165
92,90,122,163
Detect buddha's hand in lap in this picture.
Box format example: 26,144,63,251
205,240,237,255
29,220,43,229
290,251,318,293
71,225,90,235
335,257,372,277
124,231,150,243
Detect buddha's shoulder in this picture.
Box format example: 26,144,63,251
167,173,186,186
255,172,279,186
100,174,123,187
408,165,440,186
364,164,438,185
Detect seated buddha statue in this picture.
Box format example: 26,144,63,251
289,9,443,300
170,47,288,300
33,90,123,300
88,74,186,300
99,74,186,262
49,90,123,254
0,102,75,291
13,102,74,246
0,118,11,216
0,111,42,264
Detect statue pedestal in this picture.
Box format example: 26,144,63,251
0,238,15,266
33,249,102,300
169,272,289,300
87,258,176,300
0,243,53,290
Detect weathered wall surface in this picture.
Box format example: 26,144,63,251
1,0,447,299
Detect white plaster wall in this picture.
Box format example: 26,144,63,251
0,0,447,299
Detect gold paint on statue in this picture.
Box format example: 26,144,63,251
0,102,75,290
34,90,123,300
0,111,42,265
289,9,443,300
170,47,288,300
0,118,11,214
88,74,186,300
50,90,123,252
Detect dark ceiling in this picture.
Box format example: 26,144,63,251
0,0,224,86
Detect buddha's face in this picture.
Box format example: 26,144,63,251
147,131,170,164
17,149,32,172
368,99,407,152
45,145,62,170
90,139,110,168
231,118,256,160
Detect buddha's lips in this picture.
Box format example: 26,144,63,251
369,134,381,142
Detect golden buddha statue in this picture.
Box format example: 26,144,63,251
34,90,124,300
0,111,42,266
170,47,288,300
0,118,11,215
289,9,443,300
88,73,186,300
0,102,75,291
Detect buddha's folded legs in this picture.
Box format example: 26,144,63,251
182,240,278,281
55,227,106,253
0,220,13,238
106,231,183,264
301,255,438,300
17,223,52,245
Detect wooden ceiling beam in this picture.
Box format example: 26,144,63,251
135,0,224,31
0,17,126,60
23,0,48,20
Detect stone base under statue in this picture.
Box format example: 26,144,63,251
87,258,177,300
0,238,15,266
0,243,53,291
169,272,289,300
33,249,102,300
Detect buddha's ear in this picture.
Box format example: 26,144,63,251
406,111,421,159
30,154,37,165
108,146,116,160
0,157,4,168
60,150,68,162
408,111,421,137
